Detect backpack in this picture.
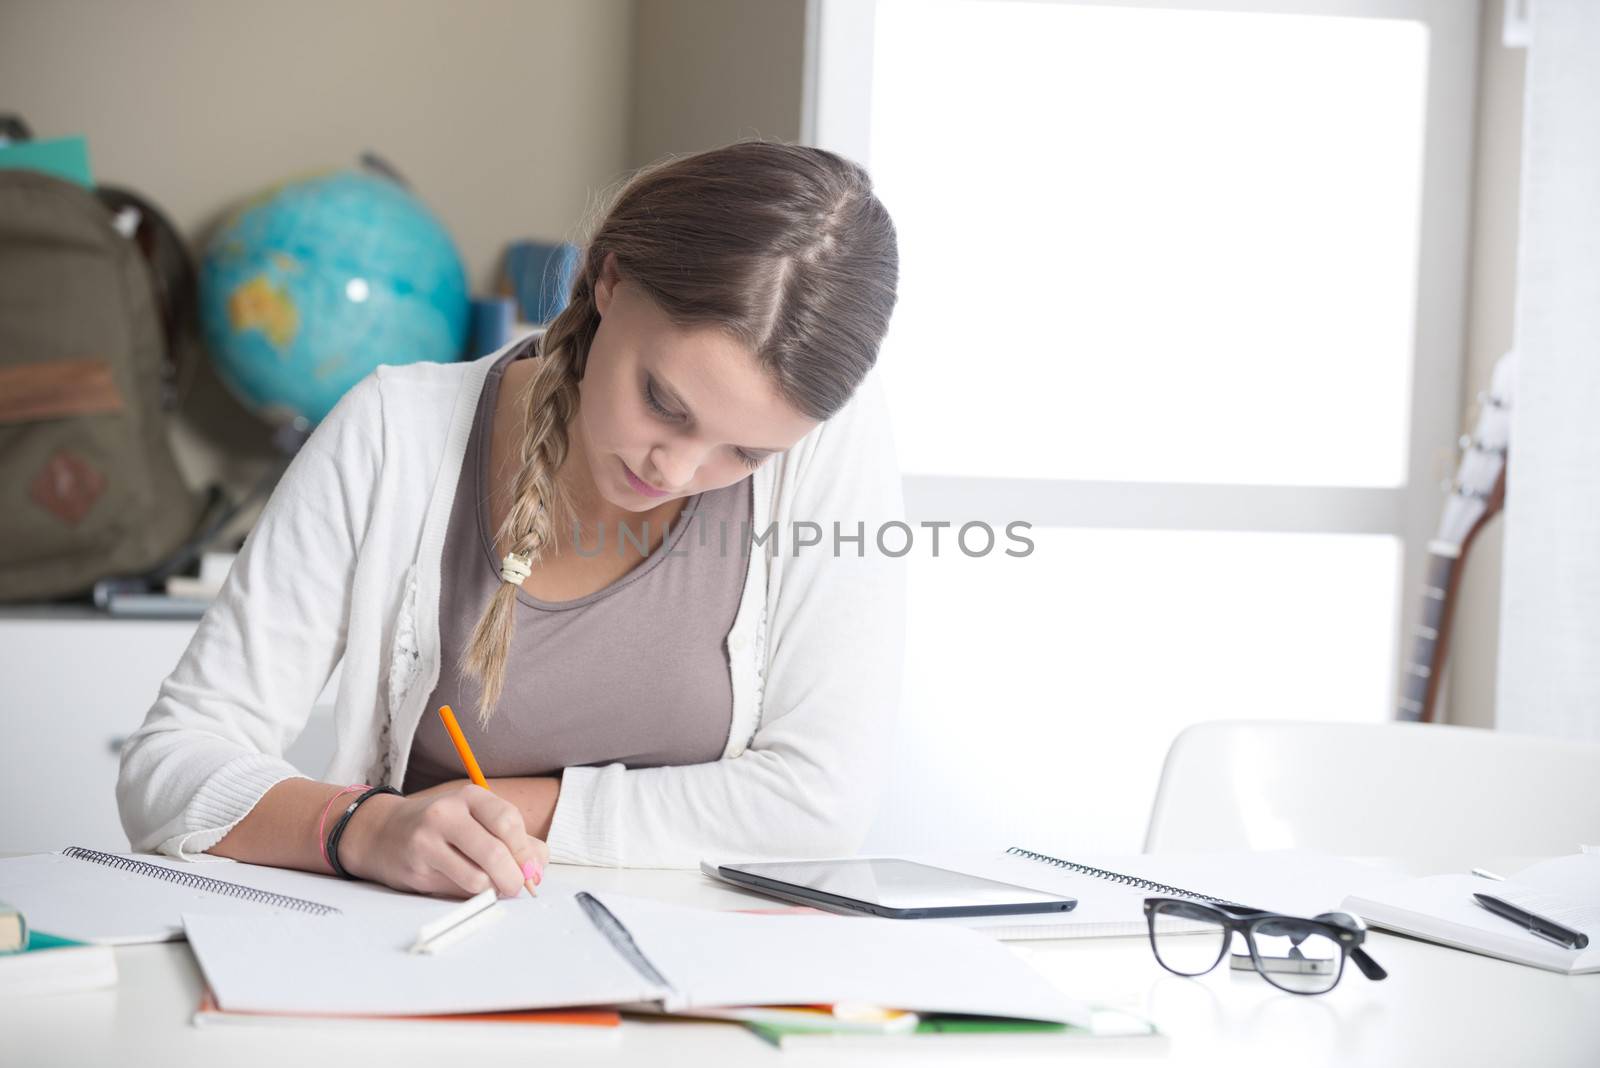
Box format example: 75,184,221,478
0,166,205,601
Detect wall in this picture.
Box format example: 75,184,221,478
0,0,636,293
629,0,806,168
1446,0,1524,730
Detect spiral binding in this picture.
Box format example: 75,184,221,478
1003,846,1244,908
62,846,340,916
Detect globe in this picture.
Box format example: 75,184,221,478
197,169,470,427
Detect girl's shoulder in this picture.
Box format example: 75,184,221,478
296,356,494,502
368,354,491,415
345,354,497,455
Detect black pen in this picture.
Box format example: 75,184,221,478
1472,893,1590,950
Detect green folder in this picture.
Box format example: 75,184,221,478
746,1008,1158,1047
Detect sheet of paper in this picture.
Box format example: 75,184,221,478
595,892,1086,1025
1489,885,1600,934
184,889,665,1016
1477,853,1600,935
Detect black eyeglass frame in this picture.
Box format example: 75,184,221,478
1142,896,1388,995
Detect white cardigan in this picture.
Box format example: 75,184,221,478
116,344,908,868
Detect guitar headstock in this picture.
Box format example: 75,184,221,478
1433,350,1513,553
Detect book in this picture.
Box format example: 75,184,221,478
193,989,621,1040
1340,853,1600,975
183,889,1087,1026
1,898,23,953
702,848,1400,940
0,930,118,998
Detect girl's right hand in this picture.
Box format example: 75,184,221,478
338,784,548,899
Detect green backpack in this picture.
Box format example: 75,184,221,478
0,167,204,602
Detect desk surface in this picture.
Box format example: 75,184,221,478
3,858,1597,1067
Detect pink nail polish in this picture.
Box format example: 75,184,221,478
521,858,538,880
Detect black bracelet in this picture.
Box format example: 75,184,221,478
325,785,400,880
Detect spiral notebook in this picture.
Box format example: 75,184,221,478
0,847,451,945
899,847,1396,941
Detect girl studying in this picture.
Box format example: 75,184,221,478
115,140,908,899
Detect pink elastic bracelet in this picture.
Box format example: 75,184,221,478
318,785,370,872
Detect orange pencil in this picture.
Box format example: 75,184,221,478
435,704,539,897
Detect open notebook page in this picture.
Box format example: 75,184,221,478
1487,854,1600,935
185,891,665,1016
597,892,1084,1025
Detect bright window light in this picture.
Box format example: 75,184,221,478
869,0,1430,486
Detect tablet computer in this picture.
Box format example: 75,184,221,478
716,858,1078,919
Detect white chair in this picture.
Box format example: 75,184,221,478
1144,720,1600,861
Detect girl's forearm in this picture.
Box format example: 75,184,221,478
206,777,394,874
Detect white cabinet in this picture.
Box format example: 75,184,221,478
0,609,338,854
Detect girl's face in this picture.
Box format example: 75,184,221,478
572,253,819,514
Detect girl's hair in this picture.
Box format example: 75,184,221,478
461,139,900,726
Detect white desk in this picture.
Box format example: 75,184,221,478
3,858,1597,1067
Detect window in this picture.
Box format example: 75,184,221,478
805,0,1479,855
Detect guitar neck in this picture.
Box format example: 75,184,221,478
1398,349,1513,723
1396,551,1459,723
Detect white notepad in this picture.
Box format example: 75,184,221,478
1341,853,1600,974
184,889,1087,1025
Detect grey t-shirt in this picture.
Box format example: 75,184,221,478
403,343,752,793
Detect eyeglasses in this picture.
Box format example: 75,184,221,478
1143,897,1388,995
